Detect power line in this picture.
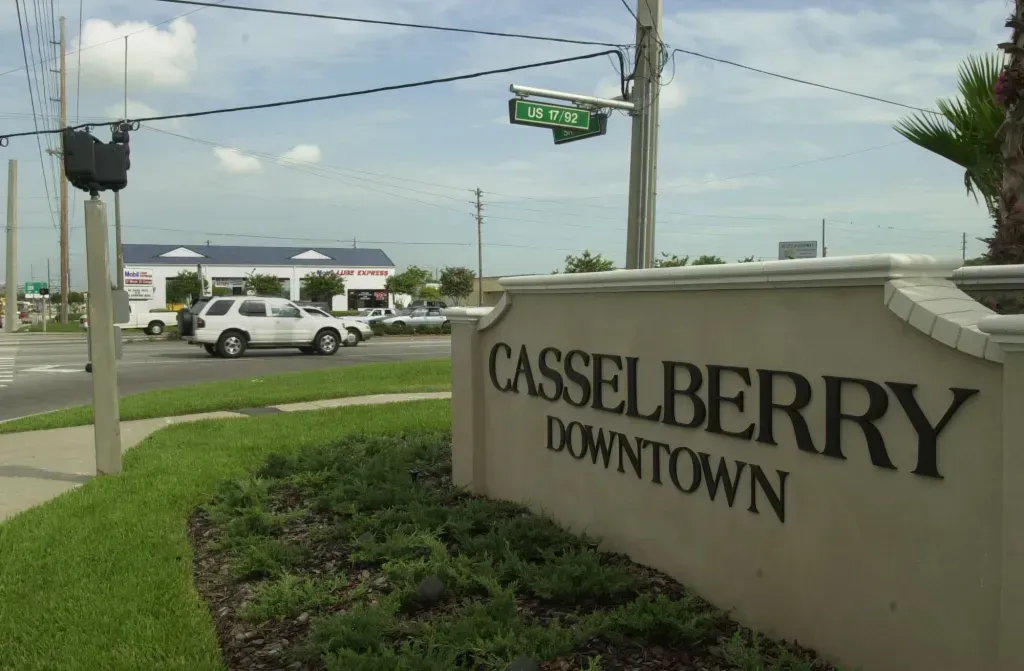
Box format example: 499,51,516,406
0,0,227,80
671,48,942,116
0,50,625,141
13,0,57,228
617,0,639,23
153,0,627,48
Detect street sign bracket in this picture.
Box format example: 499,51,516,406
509,84,635,112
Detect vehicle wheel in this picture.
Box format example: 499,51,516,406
391,321,406,333
217,331,247,359
147,321,165,336
204,344,218,357
299,346,316,354
314,329,340,356
85,362,92,373
441,321,451,334
343,328,362,347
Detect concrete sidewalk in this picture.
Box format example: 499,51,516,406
0,391,451,521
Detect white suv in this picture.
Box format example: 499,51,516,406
189,296,350,358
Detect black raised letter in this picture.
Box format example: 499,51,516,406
668,447,702,494
592,354,626,415
662,361,707,429
648,440,670,485
512,345,538,397
886,383,979,479
565,421,588,459
698,453,747,506
747,464,788,523
626,357,663,421
545,415,566,452
756,369,818,454
706,365,755,440
537,347,565,402
823,376,896,470
562,350,592,407
616,434,646,478
584,424,614,468
488,342,513,392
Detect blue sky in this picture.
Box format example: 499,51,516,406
0,0,1010,286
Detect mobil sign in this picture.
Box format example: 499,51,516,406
124,268,155,299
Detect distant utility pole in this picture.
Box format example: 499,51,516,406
822,219,827,258
962,232,967,262
624,0,663,269
4,160,17,334
58,16,70,323
475,188,484,306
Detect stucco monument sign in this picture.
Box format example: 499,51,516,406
445,254,1024,671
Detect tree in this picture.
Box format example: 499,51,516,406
738,255,757,263
439,266,475,304
691,255,726,266
301,270,346,304
244,272,284,297
418,285,443,301
166,270,205,304
563,250,615,273
67,291,85,305
995,11,1024,264
894,54,1018,261
654,253,689,268
391,265,432,298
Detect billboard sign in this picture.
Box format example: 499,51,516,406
778,241,818,260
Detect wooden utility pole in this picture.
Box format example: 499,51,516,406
58,16,69,323
822,218,827,257
962,232,968,261
4,160,17,333
475,188,484,306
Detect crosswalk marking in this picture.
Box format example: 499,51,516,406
0,345,17,388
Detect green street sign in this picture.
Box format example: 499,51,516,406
553,113,608,145
508,98,591,131
24,281,48,296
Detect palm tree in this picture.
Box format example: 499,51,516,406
994,3,1024,264
894,54,1004,227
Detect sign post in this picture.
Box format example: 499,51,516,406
40,287,49,333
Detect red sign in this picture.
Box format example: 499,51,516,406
333,269,391,277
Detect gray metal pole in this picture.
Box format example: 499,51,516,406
84,196,122,475
475,188,483,306
114,191,124,289
4,160,17,333
624,0,663,269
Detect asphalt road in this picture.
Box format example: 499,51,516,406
0,335,451,422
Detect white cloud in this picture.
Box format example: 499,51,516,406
279,144,322,164
72,18,198,90
213,147,261,174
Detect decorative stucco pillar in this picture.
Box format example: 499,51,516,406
445,306,493,494
979,314,1024,671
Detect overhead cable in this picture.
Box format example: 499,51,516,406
0,50,625,142
152,0,627,48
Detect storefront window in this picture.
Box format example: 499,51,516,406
347,289,388,309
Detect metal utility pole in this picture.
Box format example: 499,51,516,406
84,195,122,475
45,258,51,332
4,160,17,334
475,188,484,305
822,219,827,258
58,16,70,323
962,232,967,262
115,37,127,290
624,0,663,269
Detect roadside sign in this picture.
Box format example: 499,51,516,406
24,281,48,298
778,241,818,260
553,113,608,145
508,98,591,131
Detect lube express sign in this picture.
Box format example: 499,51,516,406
488,343,979,524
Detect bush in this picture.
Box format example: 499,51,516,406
370,324,450,336
332,310,362,317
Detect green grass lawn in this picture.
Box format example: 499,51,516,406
0,400,453,671
0,359,451,434
16,322,84,333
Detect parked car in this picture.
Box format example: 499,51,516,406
79,303,177,335
297,304,373,346
186,295,352,358
408,300,448,308
379,307,450,332
348,307,397,324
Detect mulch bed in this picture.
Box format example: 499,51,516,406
189,503,838,671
